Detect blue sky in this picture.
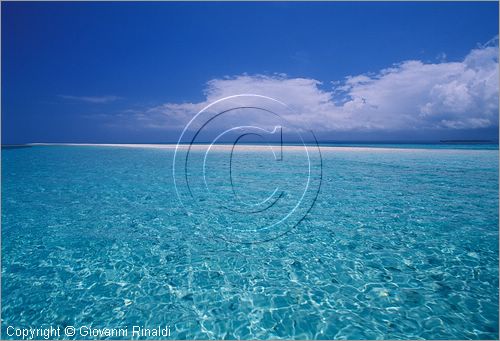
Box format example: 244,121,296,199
2,2,499,144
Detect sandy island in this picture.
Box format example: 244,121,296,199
24,143,493,153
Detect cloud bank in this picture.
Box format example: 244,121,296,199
124,38,499,134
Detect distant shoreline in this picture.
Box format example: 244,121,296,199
1,142,496,153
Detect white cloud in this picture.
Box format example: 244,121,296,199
125,38,498,132
59,95,122,103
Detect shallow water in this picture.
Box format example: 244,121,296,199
2,145,498,339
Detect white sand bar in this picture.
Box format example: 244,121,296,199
25,143,495,154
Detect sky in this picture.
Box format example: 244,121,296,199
2,1,499,144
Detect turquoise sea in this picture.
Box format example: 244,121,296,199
2,144,499,339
